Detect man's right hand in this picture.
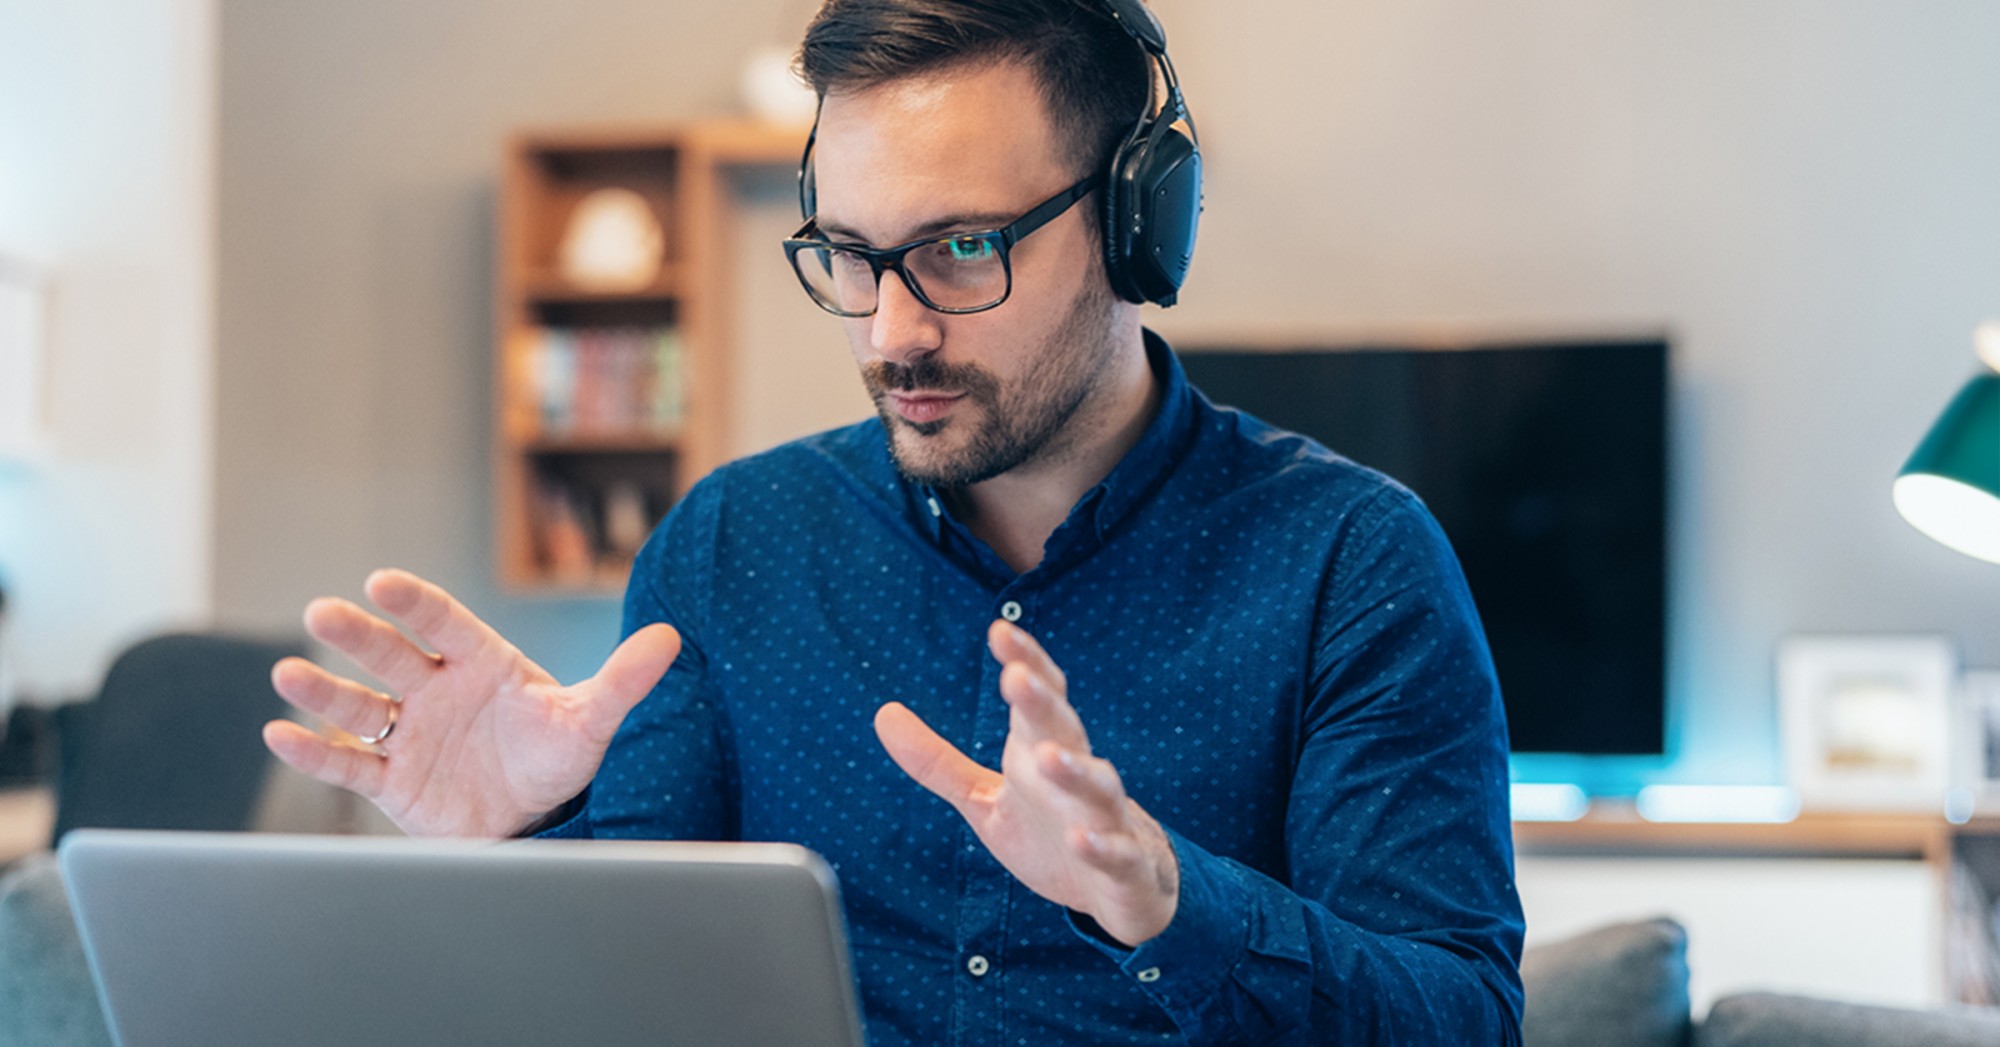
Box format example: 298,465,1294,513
261,568,679,839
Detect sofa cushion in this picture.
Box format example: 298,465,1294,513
0,852,113,1047
1522,916,1693,1047
1698,991,2000,1047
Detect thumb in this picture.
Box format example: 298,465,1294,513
582,623,681,733
875,702,995,821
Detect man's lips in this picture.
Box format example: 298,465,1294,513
888,391,966,424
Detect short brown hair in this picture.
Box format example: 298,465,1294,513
796,0,1152,178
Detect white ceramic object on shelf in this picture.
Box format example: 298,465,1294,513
558,188,664,293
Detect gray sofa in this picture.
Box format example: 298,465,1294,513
6,850,1999,1046
0,854,109,1047
1523,916,2000,1047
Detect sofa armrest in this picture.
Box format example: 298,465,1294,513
1699,991,2000,1047
1522,916,1694,1047
0,852,112,1047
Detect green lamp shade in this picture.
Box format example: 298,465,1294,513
1895,372,2000,564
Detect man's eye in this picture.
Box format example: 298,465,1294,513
944,237,996,263
830,250,872,273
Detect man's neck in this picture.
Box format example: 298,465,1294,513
950,329,1159,574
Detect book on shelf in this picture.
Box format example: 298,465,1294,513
524,325,685,440
532,475,662,587
534,478,597,586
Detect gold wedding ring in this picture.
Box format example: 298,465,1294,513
354,691,401,746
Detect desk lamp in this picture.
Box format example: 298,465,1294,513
1894,323,2000,563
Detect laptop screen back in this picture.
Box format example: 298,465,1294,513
58,830,867,1047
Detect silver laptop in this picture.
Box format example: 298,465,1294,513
58,829,868,1047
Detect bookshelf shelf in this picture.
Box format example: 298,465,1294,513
495,119,809,592
521,435,683,455
521,267,685,305
1512,807,1952,862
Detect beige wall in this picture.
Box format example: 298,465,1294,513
214,1,2000,788
215,0,844,683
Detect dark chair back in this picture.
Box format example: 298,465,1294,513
52,632,305,844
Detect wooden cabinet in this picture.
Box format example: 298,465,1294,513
494,121,808,593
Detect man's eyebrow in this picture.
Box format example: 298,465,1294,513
815,211,1019,245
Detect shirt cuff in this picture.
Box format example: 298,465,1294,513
524,789,592,839
1064,826,1252,1015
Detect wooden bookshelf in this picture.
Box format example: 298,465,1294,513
494,120,808,594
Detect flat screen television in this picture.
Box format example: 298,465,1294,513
1178,340,1669,756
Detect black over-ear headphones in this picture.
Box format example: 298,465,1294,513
797,0,1202,307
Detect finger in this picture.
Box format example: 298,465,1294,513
999,660,1091,752
576,624,681,742
874,702,999,819
262,720,388,798
365,568,498,668
303,596,441,694
988,620,1066,694
1070,823,1147,878
1034,741,1129,821
271,657,399,738
990,621,1089,750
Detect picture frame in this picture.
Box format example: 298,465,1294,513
1777,634,1956,812
0,254,49,461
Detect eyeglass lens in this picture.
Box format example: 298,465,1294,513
795,235,1010,315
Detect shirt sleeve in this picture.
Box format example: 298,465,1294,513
1070,485,1525,1044
535,472,740,843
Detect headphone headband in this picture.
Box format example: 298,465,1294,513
1094,0,1169,56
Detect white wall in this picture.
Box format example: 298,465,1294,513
1518,855,1941,1014
0,0,217,703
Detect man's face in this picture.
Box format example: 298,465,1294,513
812,60,1123,487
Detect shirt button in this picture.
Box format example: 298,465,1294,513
967,954,990,977
926,496,942,517
1000,600,1022,622
1136,966,1161,983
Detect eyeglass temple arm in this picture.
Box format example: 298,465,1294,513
1002,177,1100,247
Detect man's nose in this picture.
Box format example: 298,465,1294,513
870,269,943,365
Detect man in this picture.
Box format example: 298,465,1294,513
264,1,1525,1042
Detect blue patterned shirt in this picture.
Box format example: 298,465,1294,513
544,332,1524,1045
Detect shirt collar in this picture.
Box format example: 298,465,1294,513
1076,328,1196,544
910,327,1197,564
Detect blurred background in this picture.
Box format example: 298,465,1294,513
4,0,2000,1019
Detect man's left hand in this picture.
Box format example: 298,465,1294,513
874,620,1179,948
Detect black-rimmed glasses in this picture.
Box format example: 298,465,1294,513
783,175,1096,317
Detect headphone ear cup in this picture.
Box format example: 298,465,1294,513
1103,122,1201,307
1100,136,1147,305
1124,124,1200,306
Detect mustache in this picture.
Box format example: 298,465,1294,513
864,356,997,398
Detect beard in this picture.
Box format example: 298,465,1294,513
863,276,1121,488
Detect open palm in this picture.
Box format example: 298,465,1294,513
875,621,1179,947
263,569,678,838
